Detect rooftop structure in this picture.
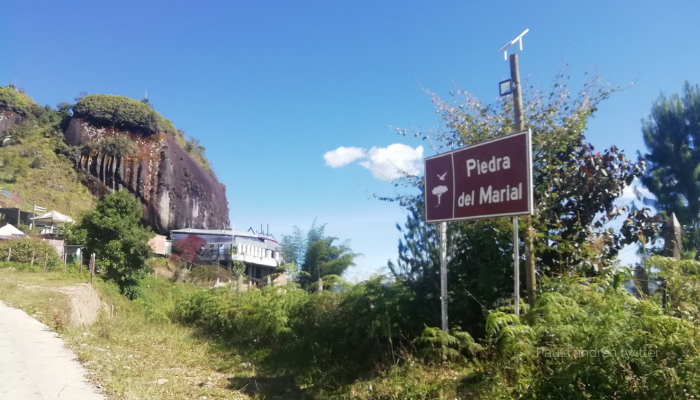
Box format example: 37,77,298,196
170,228,283,282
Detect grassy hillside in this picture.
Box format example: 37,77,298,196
0,86,96,219
0,134,96,217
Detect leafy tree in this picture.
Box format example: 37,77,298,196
302,236,361,283
281,220,361,287
280,219,327,267
172,234,205,269
383,71,647,335
140,98,154,109
641,82,700,245
231,260,246,293
72,190,153,296
56,102,72,116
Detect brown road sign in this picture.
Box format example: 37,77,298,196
424,130,533,223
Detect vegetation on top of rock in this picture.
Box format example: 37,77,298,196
0,85,35,116
72,94,213,172
72,94,178,137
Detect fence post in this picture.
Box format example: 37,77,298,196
90,253,95,284
30,251,35,267
43,252,48,272
662,213,682,309
6,248,10,262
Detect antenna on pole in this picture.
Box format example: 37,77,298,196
145,87,148,100
497,29,529,60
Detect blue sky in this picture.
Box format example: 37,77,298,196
2,1,699,280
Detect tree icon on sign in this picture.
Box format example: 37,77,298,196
432,185,448,207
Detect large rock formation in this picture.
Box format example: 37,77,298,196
0,111,23,135
64,118,230,235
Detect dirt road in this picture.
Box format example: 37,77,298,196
0,300,106,400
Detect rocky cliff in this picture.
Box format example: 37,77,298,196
0,111,23,135
64,117,230,235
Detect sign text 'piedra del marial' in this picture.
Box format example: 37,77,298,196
424,130,533,223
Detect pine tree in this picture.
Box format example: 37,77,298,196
642,82,700,227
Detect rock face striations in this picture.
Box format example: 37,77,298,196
65,95,229,235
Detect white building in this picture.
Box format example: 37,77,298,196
170,228,283,282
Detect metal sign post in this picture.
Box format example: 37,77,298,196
512,216,520,316
424,130,532,322
439,221,448,331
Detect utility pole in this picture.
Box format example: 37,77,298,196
509,44,536,309
440,221,448,331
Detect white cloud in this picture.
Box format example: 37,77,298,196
323,146,366,168
359,144,424,181
324,143,424,181
618,178,657,202
619,185,637,202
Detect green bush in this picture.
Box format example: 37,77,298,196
0,238,62,270
29,156,43,169
121,283,145,300
174,276,425,384
72,94,178,137
172,260,700,398
413,326,483,364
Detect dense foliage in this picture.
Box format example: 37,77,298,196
641,82,700,248
381,73,650,338
72,94,178,137
280,220,361,286
389,205,517,336
175,277,425,386
173,257,700,399
71,190,153,296
0,238,62,270
171,234,206,269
